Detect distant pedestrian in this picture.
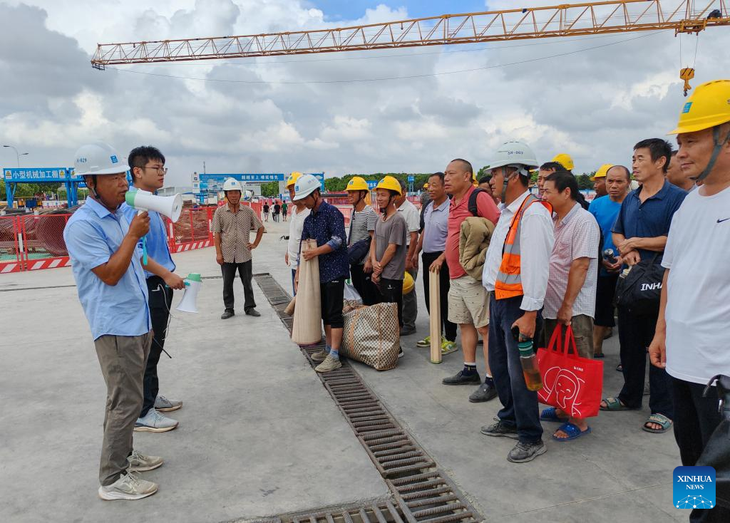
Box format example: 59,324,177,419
601,138,687,434
588,165,630,357
213,178,264,320
284,172,310,294
273,202,281,222
263,202,270,221
396,179,420,336
540,170,601,442
282,201,288,221
294,174,350,373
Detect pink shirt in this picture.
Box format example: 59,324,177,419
445,186,500,280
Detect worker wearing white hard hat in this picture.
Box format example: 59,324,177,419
482,140,555,463
285,172,310,293
213,177,264,320
63,142,160,500
294,174,351,373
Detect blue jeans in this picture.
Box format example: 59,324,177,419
488,294,544,444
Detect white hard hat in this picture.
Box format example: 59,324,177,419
74,142,129,176
490,141,540,172
223,178,242,192
293,174,321,201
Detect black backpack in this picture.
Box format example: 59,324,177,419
468,188,487,217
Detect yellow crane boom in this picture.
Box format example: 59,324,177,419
91,0,729,69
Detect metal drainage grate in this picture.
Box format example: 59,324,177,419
255,274,482,523
248,500,405,523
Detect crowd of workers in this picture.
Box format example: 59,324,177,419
63,78,729,523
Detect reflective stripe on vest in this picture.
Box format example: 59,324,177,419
494,194,551,300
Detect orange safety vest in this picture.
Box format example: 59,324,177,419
494,194,552,300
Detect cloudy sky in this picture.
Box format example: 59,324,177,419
1,0,728,186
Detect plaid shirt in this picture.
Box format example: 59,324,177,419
212,204,263,264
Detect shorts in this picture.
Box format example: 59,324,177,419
594,274,619,327
448,275,490,328
543,316,594,359
320,279,345,328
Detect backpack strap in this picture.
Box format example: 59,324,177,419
468,188,485,217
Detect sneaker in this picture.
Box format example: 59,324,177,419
128,450,164,473
398,347,404,359
480,421,519,439
400,326,417,336
507,440,547,463
98,472,158,501
134,409,179,433
221,310,234,320
154,395,182,413
469,381,498,403
416,335,431,347
440,340,458,356
442,369,481,386
245,309,261,317
315,354,342,373
311,349,328,362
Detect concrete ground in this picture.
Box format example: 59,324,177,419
0,213,688,522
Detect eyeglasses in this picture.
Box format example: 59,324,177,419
143,166,168,174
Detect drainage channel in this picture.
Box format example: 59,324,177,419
254,273,482,523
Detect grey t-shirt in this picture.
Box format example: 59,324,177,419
374,212,407,281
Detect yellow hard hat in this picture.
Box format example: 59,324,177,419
403,271,414,294
591,164,614,180
669,79,730,134
286,171,303,188
375,175,402,195
552,153,574,171
423,182,429,189
346,176,369,192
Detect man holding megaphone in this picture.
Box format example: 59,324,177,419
122,146,185,435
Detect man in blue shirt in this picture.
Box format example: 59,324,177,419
588,165,631,357
601,139,687,435
122,146,185,434
294,175,349,373
64,143,160,501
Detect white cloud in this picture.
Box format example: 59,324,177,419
0,0,729,183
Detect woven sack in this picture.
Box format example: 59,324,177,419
292,239,322,345
341,302,400,371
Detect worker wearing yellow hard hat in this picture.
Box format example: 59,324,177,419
591,163,613,198
372,176,408,342
669,79,730,181
651,80,730,497
552,153,574,172
346,176,378,305
286,171,303,188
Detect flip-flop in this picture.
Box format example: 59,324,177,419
642,413,673,434
600,397,632,411
540,407,569,423
552,422,592,442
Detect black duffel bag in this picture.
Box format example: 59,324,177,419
348,237,371,265
614,253,664,316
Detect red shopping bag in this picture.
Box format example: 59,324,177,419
537,325,603,418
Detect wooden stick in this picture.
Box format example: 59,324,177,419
429,269,442,364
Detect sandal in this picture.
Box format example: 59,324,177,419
600,397,631,411
642,413,672,434
540,407,569,423
552,422,592,442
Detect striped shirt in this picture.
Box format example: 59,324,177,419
212,204,263,264
543,203,601,319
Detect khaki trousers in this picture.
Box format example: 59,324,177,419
94,332,152,486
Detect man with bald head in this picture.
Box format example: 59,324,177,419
438,158,501,402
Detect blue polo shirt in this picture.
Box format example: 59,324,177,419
301,201,350,283
64,198,151,340
612,181,687,259
588,195,622,276
121,189,176,278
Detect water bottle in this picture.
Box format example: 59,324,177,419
602,248,617,264
512,327,543,392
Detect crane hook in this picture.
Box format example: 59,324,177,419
680,67,695,97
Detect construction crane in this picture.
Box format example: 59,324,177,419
91,0,730,93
